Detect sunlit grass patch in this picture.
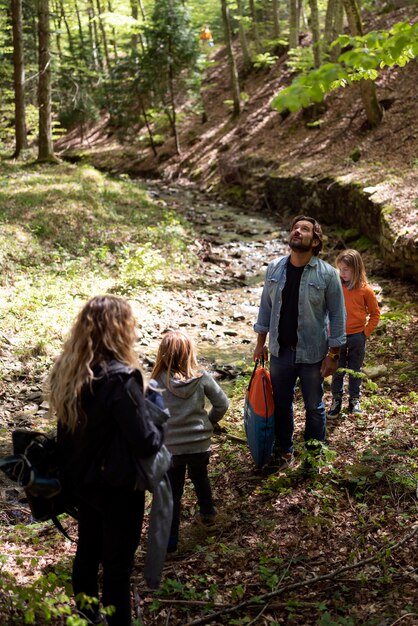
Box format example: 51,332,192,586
0,158,196,363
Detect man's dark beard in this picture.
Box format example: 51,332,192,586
289,235,314,252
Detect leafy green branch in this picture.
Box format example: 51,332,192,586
271,21,418,113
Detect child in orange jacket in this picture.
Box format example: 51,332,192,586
328,250,380,418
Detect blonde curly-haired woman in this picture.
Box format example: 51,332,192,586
48,295,163,626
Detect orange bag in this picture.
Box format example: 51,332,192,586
243,359,275,468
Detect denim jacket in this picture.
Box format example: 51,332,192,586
254,255,346,363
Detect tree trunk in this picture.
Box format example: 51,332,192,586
168,63,180,155
130,0,139,52
59,0,75,58
129,0,146,54
96,0,111,69
248,0,261,52
272,0,281,38
139,98,158,157
289,0,299,49
236,0,251,67
87,0,102,70
299,0,307,30
37,0,58,162
330,0,344,61
342,0,362,35
221,0,241,118
325,0,342,60
324,0,337,44
308,0,321,68
11,0,28,157
74,0,87,60
107,0,118,60
138,0,146,21
341,0,383,127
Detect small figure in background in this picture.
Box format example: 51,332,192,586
328,249,381,419
151,330,229,554
199,25,214,47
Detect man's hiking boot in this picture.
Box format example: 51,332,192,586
327,398,342,420
277,451,294,468
268,449,294,471
349,398,362,415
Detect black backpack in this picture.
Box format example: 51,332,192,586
0,429,78,540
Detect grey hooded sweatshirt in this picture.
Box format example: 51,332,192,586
155,371,229,455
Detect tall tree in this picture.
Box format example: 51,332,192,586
74,0,87,63
37,0,57,162
248,0,261,52
87,0,102,71
341,0,383,127
236,0,251,67
11,0,28,157
221,0,241,118
324,0,344,61
96,0,111,69
143,0,198,155
58,0,75,59
130,0,145,53
289,0,299,49
308,0,322,68
272,0,281,38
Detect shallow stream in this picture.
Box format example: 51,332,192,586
137,181,290,378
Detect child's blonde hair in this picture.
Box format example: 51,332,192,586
151,330,200,384
336,249,367,290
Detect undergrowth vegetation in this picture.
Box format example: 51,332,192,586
0,156,417,625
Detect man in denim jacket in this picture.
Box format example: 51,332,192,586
253,215,346,469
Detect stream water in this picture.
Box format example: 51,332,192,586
138,181,290,380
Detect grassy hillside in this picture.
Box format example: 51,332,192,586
0,158,194,371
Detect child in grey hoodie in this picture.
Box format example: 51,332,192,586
151,330,229,553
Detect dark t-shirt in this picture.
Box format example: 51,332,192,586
278,260,305,348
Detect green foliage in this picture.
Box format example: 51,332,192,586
286,46,315,73
347,148,361,163
252,52,278,70
262,473,293,495
272,63,346,112
0,562,79,625
300,440,337,473
143,0,199,98
337,21,418,70
318,611,355,626
272,21,418,114
157,575,217,603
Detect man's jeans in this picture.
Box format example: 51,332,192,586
270,348,326,453
331,331,366,400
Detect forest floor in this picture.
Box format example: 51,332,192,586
0,161,417,626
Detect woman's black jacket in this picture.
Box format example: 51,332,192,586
57,360,164,494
